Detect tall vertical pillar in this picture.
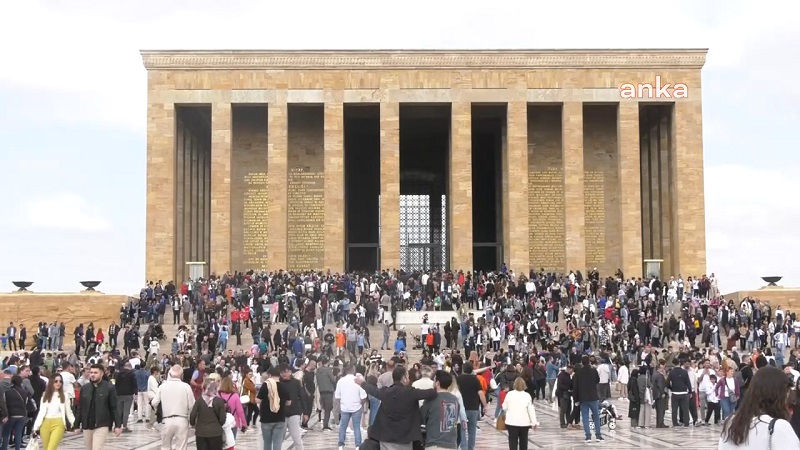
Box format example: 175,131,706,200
672,101,706,277
210,103,232,275
324,96,345,272
175,121,186,283
145,102,175,283
380,102,400,271
659,116,673,277
640,133,652,261
618,102,643,278
649,127,662,259
450,102,472,271
562,102,586,273
268,98,289,270
505,101,530,273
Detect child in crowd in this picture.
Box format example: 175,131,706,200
0,333,7,350
704,374,721,425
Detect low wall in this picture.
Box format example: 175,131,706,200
724,287,800,310
395,309,469,326
0,292,127,332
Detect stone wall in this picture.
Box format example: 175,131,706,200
583,105,621,276
287,105,325,271
231,106,269,271
0,293,127,332
725,288,800,311
528,105,566,273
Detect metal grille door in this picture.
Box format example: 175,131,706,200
399,194,447,272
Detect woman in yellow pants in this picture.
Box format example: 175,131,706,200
32,374,75,450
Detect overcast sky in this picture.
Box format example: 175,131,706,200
0,0,797,295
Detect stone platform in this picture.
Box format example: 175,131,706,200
724,286,800,310
0,292,129,331
395,309,464,326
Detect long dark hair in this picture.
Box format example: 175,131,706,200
43,374,65,404
721,366,789,445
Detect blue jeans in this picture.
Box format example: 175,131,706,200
721,397,736,420
339,409,363,447
580,400,602,439
1,416,27,450
261,421,286,450
461,410,480,450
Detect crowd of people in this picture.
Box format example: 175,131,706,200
1,267,800,450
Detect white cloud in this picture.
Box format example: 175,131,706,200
24,194,112,233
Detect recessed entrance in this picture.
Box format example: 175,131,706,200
399,104,450,272
472,105,506,271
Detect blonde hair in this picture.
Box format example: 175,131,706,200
513,377,527,391
218,376,237,394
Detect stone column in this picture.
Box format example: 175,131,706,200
450,102,472,271
649,126,662,258
671,101,706,276
380,102,401,271
175,121,186,283
640,133,652,260
145,102,175,283
505,101,530,273
562,102,586,273
268,97,289,270
324,96,345,272
617,102,643,278
210,103,232,275
659,116,673,277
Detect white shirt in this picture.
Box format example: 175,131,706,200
617,365,629,384
60,371,77,400
718,415,800,450
334,374,367,413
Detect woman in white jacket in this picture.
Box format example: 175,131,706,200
32,374,75,450
502,377,539,450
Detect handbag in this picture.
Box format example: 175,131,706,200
496,412,507,431
24,437,40,450
644,387,653,405
238,381,250,404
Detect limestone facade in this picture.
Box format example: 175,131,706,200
143,49,707,282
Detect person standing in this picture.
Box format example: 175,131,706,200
280,364,306,450
652,360,669,427
667,358,692,427
32,374,75,450
457,362,489,450
334,364,367,450
189,379,226,450
152,365,194,450
6,322,17,352
258,367,287,450
315,357,336,431
502,377,539,450
555,365,574,429
356,365,437,450
420,370,463,449
113,362,137,432
572,355,604,444
74,364,122,450
134,364,150,424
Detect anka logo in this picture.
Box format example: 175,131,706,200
619,76,688,99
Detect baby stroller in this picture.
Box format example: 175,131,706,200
411,333,424,350
588,400,619,431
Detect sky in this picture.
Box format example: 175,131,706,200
0,0,798,296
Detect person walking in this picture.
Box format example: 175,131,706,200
315,356,336,431
1,374,31,450
457,362,489,450
74,364,122,450
151,365,194,450
279,364,307,450
113,362,137,432
502,377,539,450
572,355,604,444
666,357,692,427
189,378,226,450
32,374,75,450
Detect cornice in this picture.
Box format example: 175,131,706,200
140,49,707,70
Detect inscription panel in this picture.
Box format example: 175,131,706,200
528,168,566,272
584,170,606,266
242,173,269,269
287,167,325,270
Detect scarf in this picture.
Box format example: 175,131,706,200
202,381,219,406
265,378,280,413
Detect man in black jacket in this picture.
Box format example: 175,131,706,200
667,358,692,427
356,366,436,448
572,355,604,443
555,365,574,428
114,362,138,432
75,364,122,448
